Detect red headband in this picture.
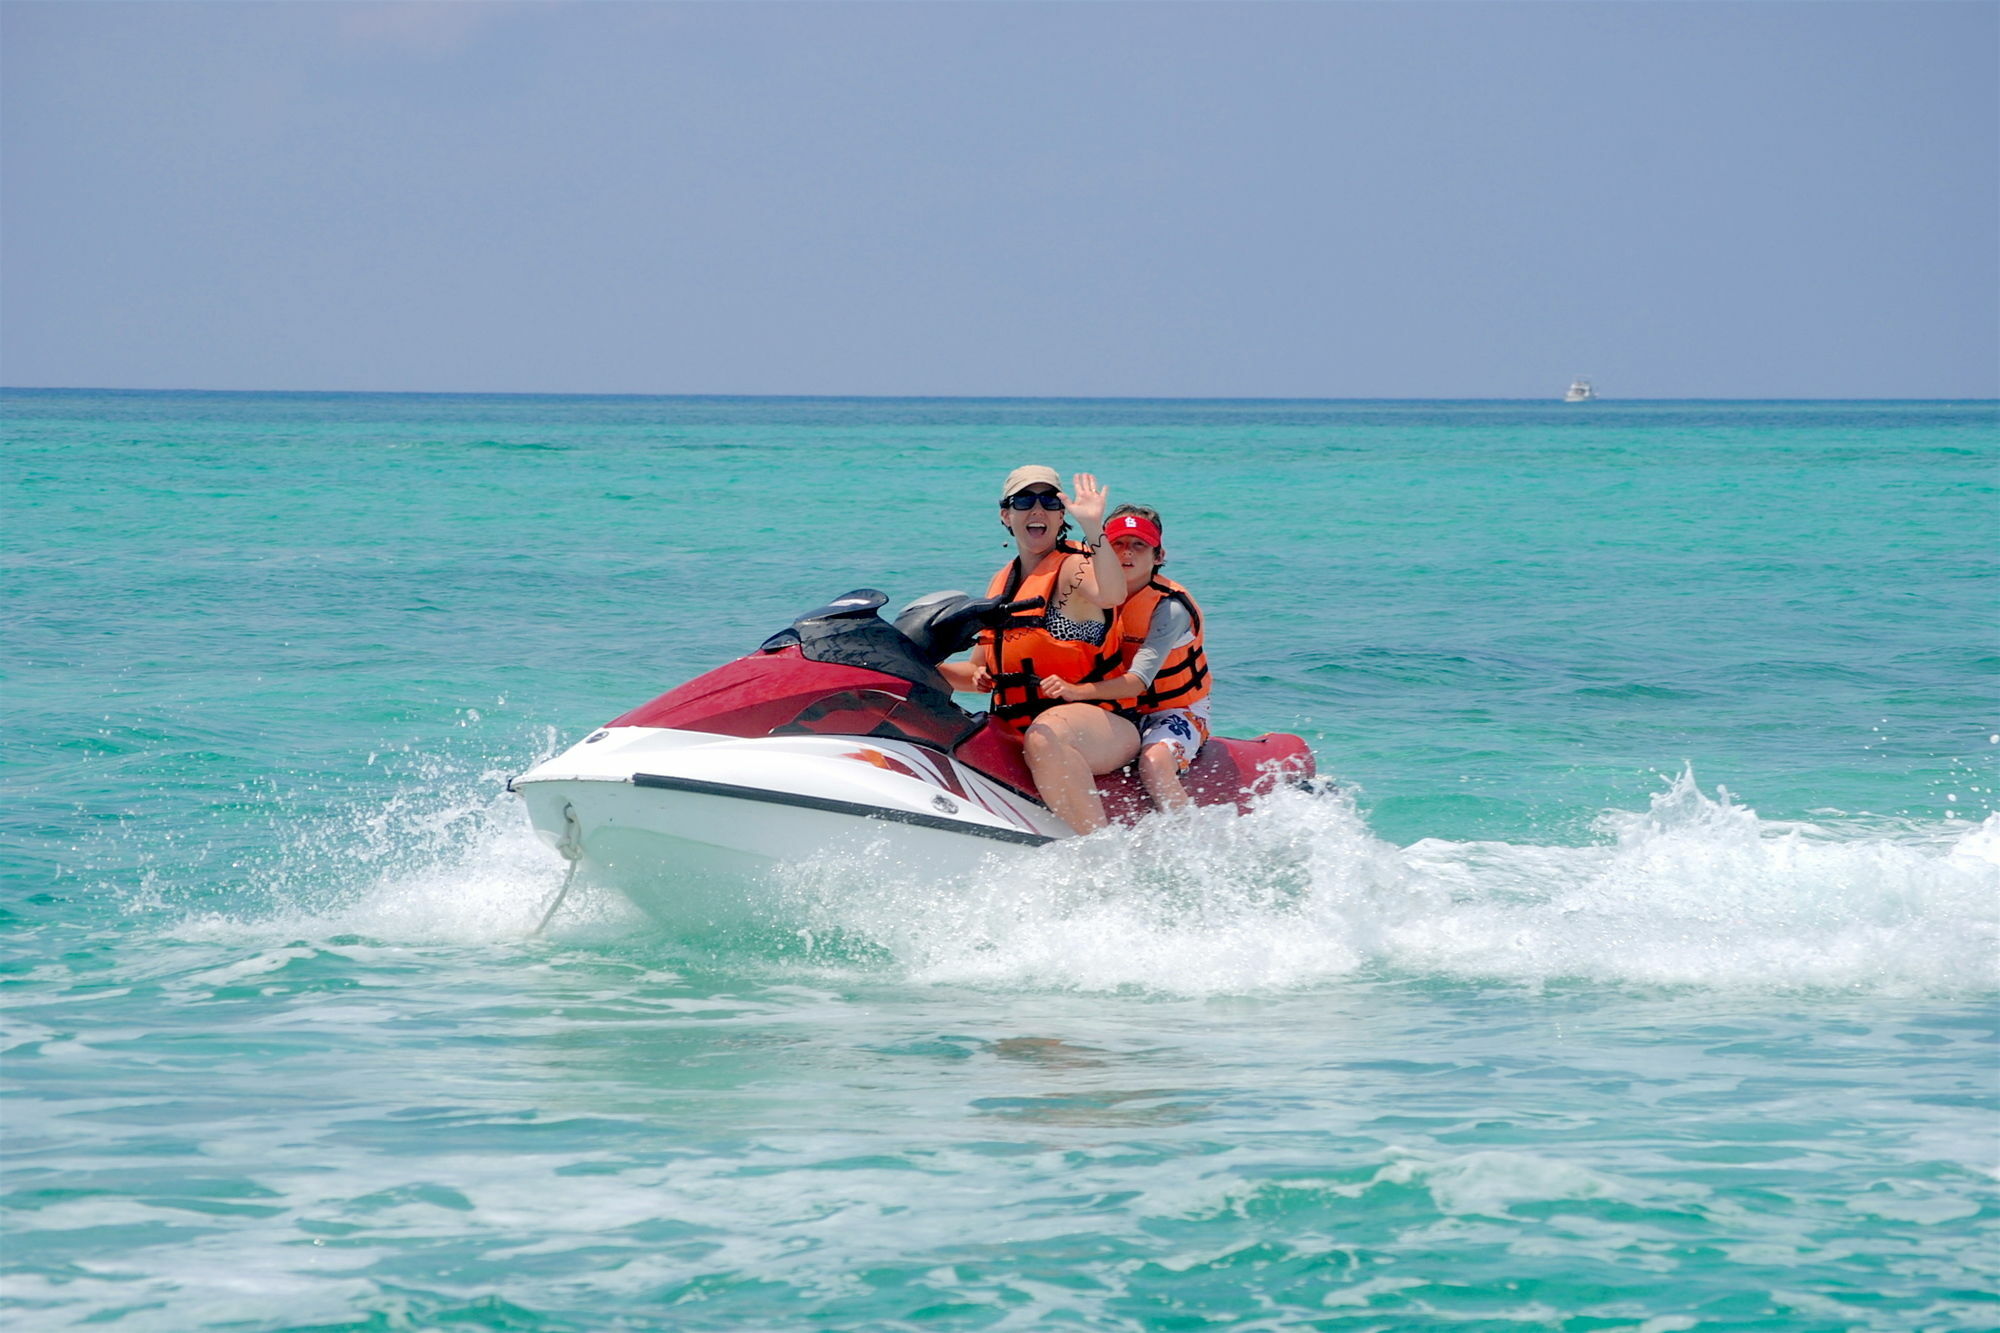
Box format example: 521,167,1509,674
1105,513,1162,548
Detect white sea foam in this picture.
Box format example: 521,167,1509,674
167,747,647,948
784,769,2000,996
1209,1148,1709,1223
179,763,1997,997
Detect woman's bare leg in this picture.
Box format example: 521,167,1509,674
1023,705,1141,834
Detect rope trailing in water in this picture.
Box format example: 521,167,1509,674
531,803,584,937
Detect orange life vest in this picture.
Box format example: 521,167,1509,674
1100,576,1210,714
979,543,1110,732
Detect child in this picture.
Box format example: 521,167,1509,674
1037,504,1209,811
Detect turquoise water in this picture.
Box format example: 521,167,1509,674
4,390,1996,1330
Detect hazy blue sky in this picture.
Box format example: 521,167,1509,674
3,1,1994,397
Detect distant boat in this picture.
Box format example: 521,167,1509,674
1564,378,1596,403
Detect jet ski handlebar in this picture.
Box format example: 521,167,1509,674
926,594,1043,635
892,591,1046,664
986,595,1046,619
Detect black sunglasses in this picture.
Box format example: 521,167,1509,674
1002,492,1065,511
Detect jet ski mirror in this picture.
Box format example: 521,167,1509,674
759,589,891,654
798,589,889,622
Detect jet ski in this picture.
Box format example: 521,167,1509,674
511,589,1315,928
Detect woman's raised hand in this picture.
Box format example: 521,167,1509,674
1065,473,1108,536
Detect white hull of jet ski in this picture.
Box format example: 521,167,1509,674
512,725,1064,928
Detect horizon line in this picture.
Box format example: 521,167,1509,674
5,386,1997,406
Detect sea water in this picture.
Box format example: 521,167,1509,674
3,391,1995,1331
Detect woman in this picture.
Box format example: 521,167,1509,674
938,466,1138,834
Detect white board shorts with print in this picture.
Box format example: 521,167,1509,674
1137,700,1212,773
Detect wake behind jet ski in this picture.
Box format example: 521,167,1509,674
511,589,1315,928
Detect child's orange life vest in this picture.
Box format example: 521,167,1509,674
1099,575,1210,714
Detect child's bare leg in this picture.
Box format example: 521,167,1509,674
1137,741,1191,811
